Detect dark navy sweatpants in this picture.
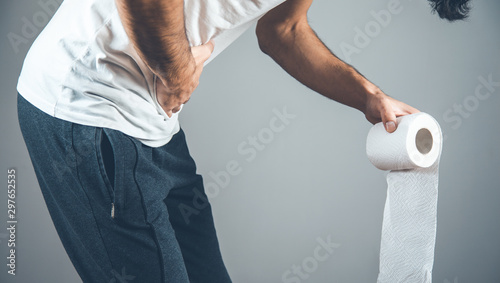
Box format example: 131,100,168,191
17,93,231,283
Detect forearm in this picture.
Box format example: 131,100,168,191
257,19,381,113
115,0,194,88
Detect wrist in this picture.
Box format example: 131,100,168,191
361,83,386,115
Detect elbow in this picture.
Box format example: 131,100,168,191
256,18,307,56
256,20,277,55
256,19,291,56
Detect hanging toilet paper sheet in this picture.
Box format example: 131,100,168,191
366,112,443,283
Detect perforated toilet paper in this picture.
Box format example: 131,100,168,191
366,112,443,283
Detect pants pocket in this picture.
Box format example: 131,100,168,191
96,128,116,218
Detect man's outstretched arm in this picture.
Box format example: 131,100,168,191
115,0,213,117
256,0,418,132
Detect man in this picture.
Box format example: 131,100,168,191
17,0,470,282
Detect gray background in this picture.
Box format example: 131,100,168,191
1,0,499,282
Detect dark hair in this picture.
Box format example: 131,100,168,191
428,0,472,21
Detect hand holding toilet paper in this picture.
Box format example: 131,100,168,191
366,112,443,283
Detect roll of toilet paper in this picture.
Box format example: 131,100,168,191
366,112,442,283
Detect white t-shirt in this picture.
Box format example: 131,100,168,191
17,0,285,147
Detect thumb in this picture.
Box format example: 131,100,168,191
194,40,215,63
204,39,215,54
382,107,397,133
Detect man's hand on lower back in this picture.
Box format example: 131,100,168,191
156,40,215,117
